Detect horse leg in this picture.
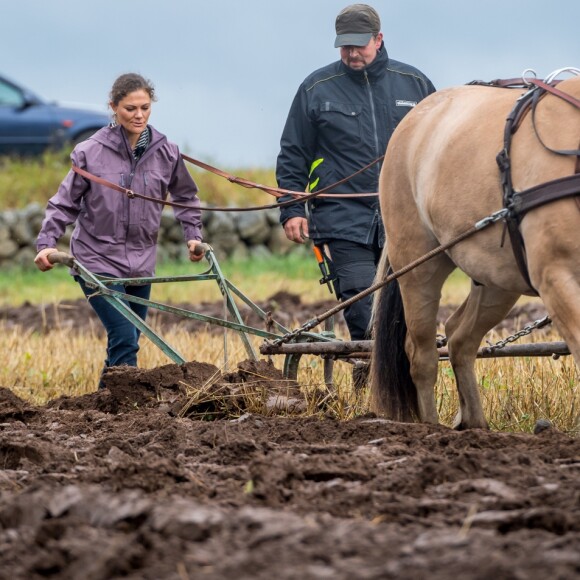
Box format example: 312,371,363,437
531,264,580,368
398,257,455,423
444,283,519,430
521,207,580,370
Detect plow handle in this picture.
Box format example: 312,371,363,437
192,242,211,257
47,252,75,268
46,244,209,268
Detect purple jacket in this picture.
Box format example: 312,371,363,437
37,124,202,277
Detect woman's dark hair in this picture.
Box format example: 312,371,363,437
109,73,156,105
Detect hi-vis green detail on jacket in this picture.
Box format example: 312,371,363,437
308,158,324,191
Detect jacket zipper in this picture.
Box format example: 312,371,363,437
364,70,380,179
364,71,380,245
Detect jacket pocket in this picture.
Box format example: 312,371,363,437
318,102,363,146
81,173,125,240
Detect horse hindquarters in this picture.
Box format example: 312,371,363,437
370,274,419,422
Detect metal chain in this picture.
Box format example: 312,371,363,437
483,315,552,353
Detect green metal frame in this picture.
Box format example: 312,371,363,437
68,246,336,365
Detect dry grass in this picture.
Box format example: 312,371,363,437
1,247,578,434
7,153,577,432
436,344,580,434
2,316,579,434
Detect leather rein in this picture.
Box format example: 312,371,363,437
490,76,580,292
72,154,382,213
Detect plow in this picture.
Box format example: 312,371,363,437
48,242,571,388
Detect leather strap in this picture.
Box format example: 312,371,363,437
72,156,381,213
496,76,580,293
529,78,580,110
467,77,529,88
180,152,382,200
530,87,580,157
511,173,580,215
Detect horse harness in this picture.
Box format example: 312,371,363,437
472,77,580,292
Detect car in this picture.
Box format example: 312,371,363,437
0,74,110,157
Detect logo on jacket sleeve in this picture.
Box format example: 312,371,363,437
395,100,417,107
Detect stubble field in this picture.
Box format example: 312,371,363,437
1,286,579,579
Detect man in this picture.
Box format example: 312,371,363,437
276,4,435,344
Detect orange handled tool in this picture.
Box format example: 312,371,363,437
313,245,335,294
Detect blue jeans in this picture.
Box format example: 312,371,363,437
76,276,151,387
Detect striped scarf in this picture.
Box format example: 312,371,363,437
132,127,150,160
109,121,150,160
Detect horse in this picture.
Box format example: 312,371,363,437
370,71,580,430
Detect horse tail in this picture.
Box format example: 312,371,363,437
370,253,419,422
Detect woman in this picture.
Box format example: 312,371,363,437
34,73,203,388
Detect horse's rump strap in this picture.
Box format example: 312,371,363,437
468,77,543,89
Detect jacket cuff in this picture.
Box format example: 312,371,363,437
280,205,307,225
182,226,203,243
36,238,56,252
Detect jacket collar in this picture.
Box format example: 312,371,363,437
91,124,166,160
341,42,390,82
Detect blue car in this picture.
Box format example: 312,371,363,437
0,74,110,156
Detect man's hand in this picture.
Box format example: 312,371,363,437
283,217,309,244
34,248,58,272
187,240,205,262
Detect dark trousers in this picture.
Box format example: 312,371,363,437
76,276,151,386
323,237,382,340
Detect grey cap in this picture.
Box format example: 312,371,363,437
334,4,381,48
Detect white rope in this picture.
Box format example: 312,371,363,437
544,67,580,83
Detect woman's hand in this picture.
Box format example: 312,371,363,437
34,248,59,272
187,240,206,262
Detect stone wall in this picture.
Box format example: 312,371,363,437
0,203,303,268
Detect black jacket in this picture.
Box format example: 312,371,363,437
276,44,435,245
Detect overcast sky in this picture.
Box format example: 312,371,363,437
1,0,578,167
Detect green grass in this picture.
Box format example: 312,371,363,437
0,150,276,210
0,253,324,306
0,151,70,209
0,253,474,307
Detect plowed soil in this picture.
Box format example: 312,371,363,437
1,296,579,579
